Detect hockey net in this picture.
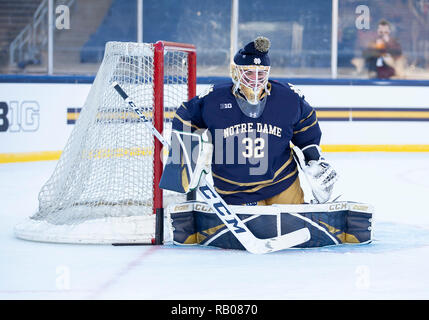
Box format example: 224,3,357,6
14,41,197,244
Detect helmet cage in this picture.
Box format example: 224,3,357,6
231,64,270,104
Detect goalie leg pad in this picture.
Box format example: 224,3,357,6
167,201,373,250
167,201,248,249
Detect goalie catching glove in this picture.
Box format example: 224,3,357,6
293,144,338,203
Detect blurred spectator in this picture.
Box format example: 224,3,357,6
362,19,405,79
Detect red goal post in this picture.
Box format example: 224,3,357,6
153,41,197,222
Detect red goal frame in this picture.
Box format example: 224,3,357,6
152,41,197,243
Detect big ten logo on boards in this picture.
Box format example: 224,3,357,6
0,101,40,133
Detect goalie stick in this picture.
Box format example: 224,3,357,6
111,81,311,254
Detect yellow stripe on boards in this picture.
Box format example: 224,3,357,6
321,145,429,152
2,145,429,164
316,111,350,118
352,111,429,119
0,151,62,163
66,111,176,121
316,110,429,119
66,113,80,120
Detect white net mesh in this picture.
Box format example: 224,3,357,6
14,42,192,244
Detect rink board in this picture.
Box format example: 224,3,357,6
1,77,429,162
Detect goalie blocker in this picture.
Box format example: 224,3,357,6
166,201,373,250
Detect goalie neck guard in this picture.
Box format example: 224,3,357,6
231,36,271,105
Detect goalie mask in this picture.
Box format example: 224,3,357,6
231,36,271,105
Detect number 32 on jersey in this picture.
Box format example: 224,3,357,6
242,137,265,158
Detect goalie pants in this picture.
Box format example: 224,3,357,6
247,176,305,205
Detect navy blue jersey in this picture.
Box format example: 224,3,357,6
172,80,321,205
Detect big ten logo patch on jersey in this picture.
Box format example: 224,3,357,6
0,101,40,132
220,103,232,110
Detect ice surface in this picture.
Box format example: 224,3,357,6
1,153,429,299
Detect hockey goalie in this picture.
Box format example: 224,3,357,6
159,37,373,252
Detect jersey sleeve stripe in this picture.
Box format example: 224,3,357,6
293,119,318,134
299,109,314,124
173,113,201,130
